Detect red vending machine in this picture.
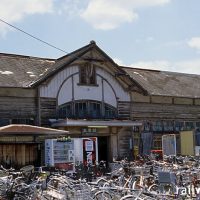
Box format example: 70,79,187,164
82,137,98,166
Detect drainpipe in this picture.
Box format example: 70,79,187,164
37,86,41,126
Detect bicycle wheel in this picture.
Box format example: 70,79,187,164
120,194,137,200
93,190,113,200
148,184,158,194
13,195,27,200
97,178,108,187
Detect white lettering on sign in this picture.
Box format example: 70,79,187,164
87,151,92,164
85,141,94,151
175,186,200,196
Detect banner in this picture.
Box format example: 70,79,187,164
83,137,97,166
162,134,176,156
180,131,194,155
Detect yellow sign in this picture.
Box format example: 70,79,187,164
180,131,194,155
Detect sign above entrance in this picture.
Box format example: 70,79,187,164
81,127,97,135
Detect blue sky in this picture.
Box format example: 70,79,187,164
0,0,200,74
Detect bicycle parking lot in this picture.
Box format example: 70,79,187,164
1,155,200,199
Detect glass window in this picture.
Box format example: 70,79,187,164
105,104,117,119
58,101,117,119
75,102,87,118
196,122,200,129
152,121,163,132
153,135,162,150
58,103,72,119
0,119,10,126
185,121,194,131
163,121,174,131
89,102,101,118
143,122,151,132
58,107,66,119
175,121,184,131
79,64,96,85
11,118,34,125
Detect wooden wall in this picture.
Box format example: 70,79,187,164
118,101,131,119
0,144,38,168
131,102,200,120
117,127,132,159
0,96,36,119
40,97,57,126
129,92,200,121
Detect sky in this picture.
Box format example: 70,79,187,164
0,0,200,74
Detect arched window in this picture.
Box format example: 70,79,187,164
58,100,117,119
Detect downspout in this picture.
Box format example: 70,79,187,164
37,85,41,126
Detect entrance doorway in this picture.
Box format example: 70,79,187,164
98,136,109,163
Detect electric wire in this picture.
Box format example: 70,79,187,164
0,18,68,54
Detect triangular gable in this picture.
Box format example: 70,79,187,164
30,41,147,95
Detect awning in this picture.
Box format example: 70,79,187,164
50,119,142,127
0,124,69,135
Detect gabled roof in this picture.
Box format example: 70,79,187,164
123,67,200,98
0,53,55,87
30,41,95,87
29,41,147,94
1,41,200,98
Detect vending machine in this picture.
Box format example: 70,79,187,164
82,137,98,165
45,137,98,171
45,139,75,172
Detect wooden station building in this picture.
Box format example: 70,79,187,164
0,41,200,166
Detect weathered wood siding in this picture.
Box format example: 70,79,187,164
118,127,132,158
40,97,57,125
118,101,131,119
0,88,36,98
0,144,38,168
131,102,200,120
0,97,36,118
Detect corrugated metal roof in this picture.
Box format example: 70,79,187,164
0,124,69,135
1,42,200,99
123,67,200,98
0,53,55,87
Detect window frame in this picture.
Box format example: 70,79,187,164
79,63,97,86
58,100,117,119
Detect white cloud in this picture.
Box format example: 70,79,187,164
130,60,172,71
0,0,54,36
115,58,200,75
56,0,84,18
80,0,171,30
188,37,200,50
113,58,125,66
174,59,200,75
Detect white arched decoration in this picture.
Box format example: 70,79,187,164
57,77,73,106
40,65,130,108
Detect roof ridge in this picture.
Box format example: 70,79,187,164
56,41,96,61
122,65,200,76
0,52,55,61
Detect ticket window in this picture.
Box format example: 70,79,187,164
153,135,162,150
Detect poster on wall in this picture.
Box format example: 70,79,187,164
82,137,98,166
162,134,176,156
180,131,194,156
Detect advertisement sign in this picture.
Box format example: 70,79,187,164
83,137,98,166
45,137,98,170
180,131,194,155
45,139,54,166
45,139,75,171
162,134,176,156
